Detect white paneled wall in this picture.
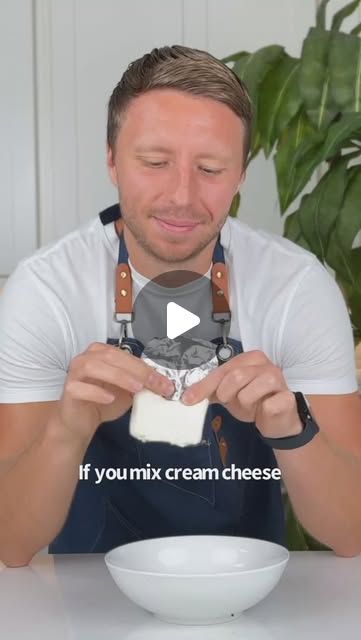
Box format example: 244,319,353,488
35,0,185,244
0,0,37,279
3,0,357,277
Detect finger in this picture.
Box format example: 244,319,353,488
230,373,284,422
255,390,300,437
181,366,224,404
66,380,116,404
235,371,285,409
73,357,174,398
88,343,174,395
221,350,269,367
215,365,260,404
73,358,144,393
180,349,271,405
145,369,175,397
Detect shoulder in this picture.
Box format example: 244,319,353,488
222,215,345,320
220,219,357,394
1,214,114,335
7,215,115,303
220,216,338,362
18,216,109,276
223,215,317,270
222,216,319,301
0,215,113,378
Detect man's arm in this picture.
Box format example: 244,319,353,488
181,351,361,557
274,391,361,557
0,344,175,568
0,402,92,567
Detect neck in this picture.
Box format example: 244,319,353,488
115,220,216,280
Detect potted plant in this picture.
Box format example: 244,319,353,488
225,0,361,549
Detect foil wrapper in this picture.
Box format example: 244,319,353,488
141,337,219,401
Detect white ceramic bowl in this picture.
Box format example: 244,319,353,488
105,535,289,625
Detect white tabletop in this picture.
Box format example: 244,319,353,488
0,551,360,639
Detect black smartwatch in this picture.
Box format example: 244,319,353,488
256,391,320,450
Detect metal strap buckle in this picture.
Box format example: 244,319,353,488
114,313,134,352
212,313,234,364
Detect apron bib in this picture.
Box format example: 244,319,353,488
49,205,285,553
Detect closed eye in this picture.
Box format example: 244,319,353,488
201,167,222,175
144,161,167,168
142,161,223,175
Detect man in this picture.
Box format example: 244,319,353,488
0,45,360,566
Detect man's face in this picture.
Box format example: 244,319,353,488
107,89,246,265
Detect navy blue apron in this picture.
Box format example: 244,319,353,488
49,205,285,553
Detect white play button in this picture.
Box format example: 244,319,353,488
166,302,200,339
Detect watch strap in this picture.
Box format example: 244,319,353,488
256,392,320,450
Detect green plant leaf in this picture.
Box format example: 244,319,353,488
331,0,361,31
279,140,326,213
229,54,256,158
316,0,332,29
221,51,250,64
326,168,361,296
274,111,325,212
247,130,262,164
283,211,314,251
351,21,361,35
348,275,361,334
303,531,330,551
350,247,361,284
321,112,361,159
284,210,302,242
299,28,339,129
292,232,313,252
277,113,361,212
336,267,361,338
284,494,309,550
232,53,252,79
229,191,240,218
333,166,361,250
327,242,356,289
232,46,284,158
284,492,330,550
297,156,349,262
233,45,284,104
258,54,303,156
329,31,361,113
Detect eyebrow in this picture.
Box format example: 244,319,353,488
134,145,230,162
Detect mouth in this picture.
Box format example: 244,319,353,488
153,216,200,234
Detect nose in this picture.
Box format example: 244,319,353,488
169,165,196,208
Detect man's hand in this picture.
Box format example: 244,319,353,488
57,342,174,443
181,350,303,439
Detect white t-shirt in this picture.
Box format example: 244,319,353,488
0,214,358,403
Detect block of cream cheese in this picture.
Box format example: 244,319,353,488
130,389,209,447
128,337,218,447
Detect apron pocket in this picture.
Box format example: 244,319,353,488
135,437,216,506
90,496,143,552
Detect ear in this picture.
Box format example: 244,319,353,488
107,145,118,186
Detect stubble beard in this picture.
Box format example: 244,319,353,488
120,207,227,267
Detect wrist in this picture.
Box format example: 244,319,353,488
256,392,320,451
259,418,303,439
45,410,94,454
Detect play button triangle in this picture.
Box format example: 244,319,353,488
166,302,200,339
